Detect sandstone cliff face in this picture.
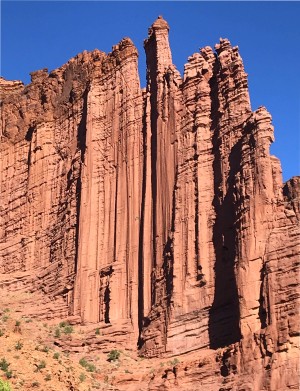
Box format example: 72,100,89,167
1,16,299,390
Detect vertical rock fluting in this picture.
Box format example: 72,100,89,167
140,16,181,355
0,58,97,314
72,39,143,344
139,17,299,389
0,17,299,390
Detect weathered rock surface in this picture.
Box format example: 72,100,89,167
0,16,299,390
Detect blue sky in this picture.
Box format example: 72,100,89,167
1,1,299,181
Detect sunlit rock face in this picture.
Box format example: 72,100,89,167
1,16,299,391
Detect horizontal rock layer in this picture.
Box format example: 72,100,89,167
0,16,299,390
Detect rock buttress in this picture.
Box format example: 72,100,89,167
73,39,144,344
138,17,299,390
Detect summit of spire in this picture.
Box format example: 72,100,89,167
151,15,170,31
146,15,170,40
144,15,172,72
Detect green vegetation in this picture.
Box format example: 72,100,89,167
169,358,180,365
0,358,10,372
0,357,13,383
95,328,100,335
15,341,23,350
35,360,46,372
79,358,96,372
13,320,21,333
79,372,86,382
107,349,120,362
79,358,87,367
4,371,12,379
63,325,73,334
53,352,60,360
0,330,4,337
55,321,73,335
0,378,12,391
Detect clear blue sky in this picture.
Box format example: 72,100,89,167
2,1,299,182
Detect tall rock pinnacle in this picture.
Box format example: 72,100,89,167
0,17,299,391
144,15,172,73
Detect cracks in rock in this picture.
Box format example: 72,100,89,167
258,262,269,329
208,65,241,349
192,138,206,285
74,88,88,276
25,125,36,181
163,236,174,310
99,266,113,324
137,96,148,348
104,284,110,324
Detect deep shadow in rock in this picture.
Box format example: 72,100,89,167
208,83,242,348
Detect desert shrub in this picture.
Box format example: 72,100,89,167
86,363,96,372
35,360,46,372
4,371,12,379
79,358,96,372
41,346,49,353
79,358,87,367
15,341,23,350
63,325,73,334
0,358,10,371
53,352,60,360
95,328,100,335
14,321,21,333
0,330,4,337
0,378,12,391
44,374,51,381
169,358,180,365
107,349,120,362
57,321,73,334
79,373,86,382
31,381,40,387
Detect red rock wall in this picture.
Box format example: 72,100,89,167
1,16,299,390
